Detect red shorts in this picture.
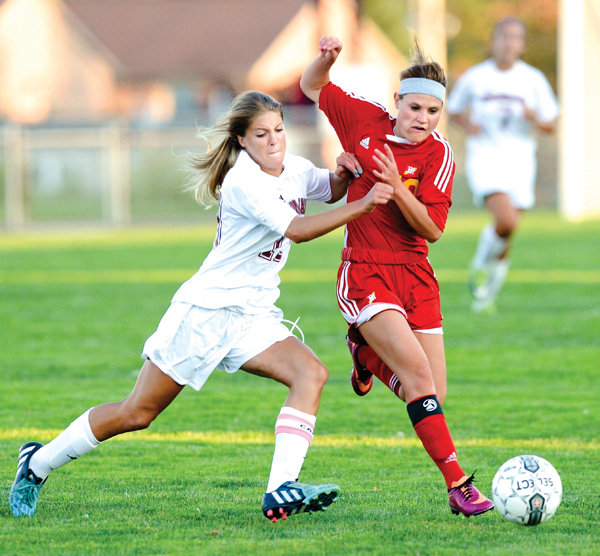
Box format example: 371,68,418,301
336,248,442,343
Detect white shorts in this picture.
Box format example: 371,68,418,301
142,302,294,391
465,142,536,209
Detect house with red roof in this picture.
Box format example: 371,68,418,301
0,0,405,125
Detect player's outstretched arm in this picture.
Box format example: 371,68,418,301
285,182,392,244
300,36,343,104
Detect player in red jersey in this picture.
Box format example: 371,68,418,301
301,35,495,518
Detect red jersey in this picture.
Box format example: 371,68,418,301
319,83,454,257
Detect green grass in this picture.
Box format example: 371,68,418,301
0,211,598,555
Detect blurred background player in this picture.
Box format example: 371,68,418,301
9,90,393,523
301,35,494,518
446,16,559,312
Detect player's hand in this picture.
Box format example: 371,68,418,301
523,106,537,123
467,122,482,135
372,144,403,192
318,36,342,64
361,182,393,212
522,106,555,133
335,152,363,180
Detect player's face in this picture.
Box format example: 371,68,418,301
238,110,286,177
492,22,527,66
393,93,443,144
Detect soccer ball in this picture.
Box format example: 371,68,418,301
492,455,562,526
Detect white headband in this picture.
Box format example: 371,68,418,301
398,77,446,102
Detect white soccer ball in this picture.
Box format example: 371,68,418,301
492,455,562,526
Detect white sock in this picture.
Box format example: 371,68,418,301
29,408,101,480
472,224,508,269
486,258,511,302
266,407,316,493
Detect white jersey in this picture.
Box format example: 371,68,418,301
172,150,331,312
446,59,559,149
446,59,558,207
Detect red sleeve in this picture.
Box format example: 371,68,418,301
426,200,452,232
319,83,390,152
417,133,454,232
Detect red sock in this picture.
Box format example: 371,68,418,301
407,395,466,488
359,345,402,398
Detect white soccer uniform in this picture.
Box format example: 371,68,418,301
446,59,559,208
143,150,331,390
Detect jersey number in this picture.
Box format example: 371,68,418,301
259,236,285,262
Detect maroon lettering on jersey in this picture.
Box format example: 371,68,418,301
259,236,285,262
288,198,306,216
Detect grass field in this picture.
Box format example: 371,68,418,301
0,211,598,555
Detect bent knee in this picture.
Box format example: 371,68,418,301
306,360,329,387
119,405,160,432
291,359,329,391
403,360,435,394
495,213,520,238
496,223,516,238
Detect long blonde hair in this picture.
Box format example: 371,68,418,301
188,91,284,206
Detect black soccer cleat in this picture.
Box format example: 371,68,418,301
262,481,340,522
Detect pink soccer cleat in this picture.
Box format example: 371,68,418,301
448,472,495,517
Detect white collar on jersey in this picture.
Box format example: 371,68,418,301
385,134,416,145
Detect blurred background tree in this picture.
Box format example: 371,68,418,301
361,0,558,89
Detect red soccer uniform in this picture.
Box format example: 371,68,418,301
318,82,456,333
319,82,454,256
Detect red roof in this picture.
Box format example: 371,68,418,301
62,0,308,82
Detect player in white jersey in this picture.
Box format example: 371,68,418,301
9,91,393,522
446,16,559,312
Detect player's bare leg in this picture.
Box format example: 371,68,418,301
471,193,521,312
485,192,521,242
242,336,326,414
89,359,184,441
10,360,183,517
415,331,447,406
358,311,436,403
347,327,446,405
